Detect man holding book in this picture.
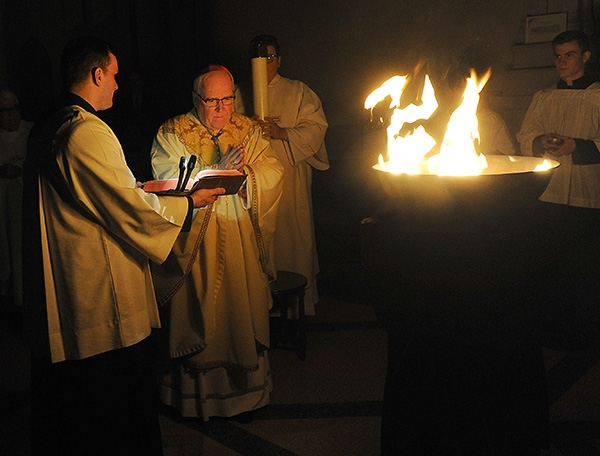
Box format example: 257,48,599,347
23,36,223,455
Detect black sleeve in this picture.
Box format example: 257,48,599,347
572,139,600,165
181,196,194,232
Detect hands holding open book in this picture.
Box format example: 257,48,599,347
144,147,248,207
189,145,244,206
188,145,244,206
176,155,226,208
175,154,227,207
189,186,226,207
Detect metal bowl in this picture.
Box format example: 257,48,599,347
373,155,559,214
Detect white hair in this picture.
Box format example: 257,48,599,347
192,69,234,97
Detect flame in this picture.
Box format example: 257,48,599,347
365,74,438,174
366,68,492,175
533,159,554,172
512,154,555,173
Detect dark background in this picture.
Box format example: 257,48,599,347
1,0,599,200
2,1,599,138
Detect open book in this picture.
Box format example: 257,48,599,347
143,169,247,196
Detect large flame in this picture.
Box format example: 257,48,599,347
366,68,492,176
365,74,438,174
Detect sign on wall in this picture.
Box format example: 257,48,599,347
525,12,568,43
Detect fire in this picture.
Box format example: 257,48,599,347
365,74,438,174
366,68,492,176
533,160,554,172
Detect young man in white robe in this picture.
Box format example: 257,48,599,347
517,30,600,349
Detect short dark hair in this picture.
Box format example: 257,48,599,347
60,36,116,90
250,34,280,57
552,30,591,54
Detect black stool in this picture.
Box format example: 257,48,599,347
269,270,307,361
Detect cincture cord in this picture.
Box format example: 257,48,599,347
155,205,213,306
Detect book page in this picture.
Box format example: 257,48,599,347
144,170,246,196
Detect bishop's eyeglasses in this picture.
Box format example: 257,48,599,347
195,92,236,108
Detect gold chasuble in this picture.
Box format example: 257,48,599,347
151,110,283,419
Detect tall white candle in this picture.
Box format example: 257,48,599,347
251,57,269,119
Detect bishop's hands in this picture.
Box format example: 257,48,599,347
188,144,245,207
217,144,246,171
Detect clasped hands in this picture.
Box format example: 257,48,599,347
539,133,576,157
217,144,246,171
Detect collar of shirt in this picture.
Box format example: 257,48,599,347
557,73,598,89
268,73,282,87
64,92,97,114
